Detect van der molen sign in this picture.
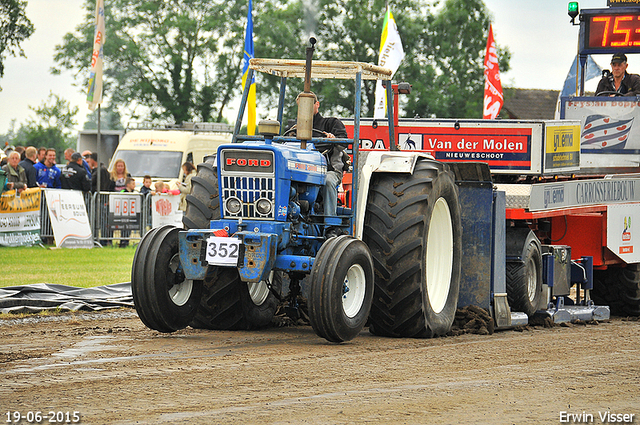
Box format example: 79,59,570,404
529,178,640,211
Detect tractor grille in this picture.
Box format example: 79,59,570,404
221,176,275,219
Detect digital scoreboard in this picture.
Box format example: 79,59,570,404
581,8,640,54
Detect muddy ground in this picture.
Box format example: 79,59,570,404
1,310,639,425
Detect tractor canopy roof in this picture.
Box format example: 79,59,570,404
249,59,392,81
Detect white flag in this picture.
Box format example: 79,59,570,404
87,0,105,111
374,8,405,119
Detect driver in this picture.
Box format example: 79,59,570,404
596,53,640,96
292,92,349,220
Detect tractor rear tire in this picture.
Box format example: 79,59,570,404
593,264,640,316
183,156,281,329
363,159,462,338
132,225,203,332
183,156,220,230
506,234,543,317
189,268,282,330
308,236,375,342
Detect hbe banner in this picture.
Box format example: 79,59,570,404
108,193,142,231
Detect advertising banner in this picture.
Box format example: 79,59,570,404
346,119,543,174
528,178,640,211
562,97,640,171
544,123,581,172
0,188,41,247
608,204,640,264
108,193,142,231
151,194,183,228
44,189,93,248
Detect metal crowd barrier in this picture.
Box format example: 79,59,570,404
39,191,155,247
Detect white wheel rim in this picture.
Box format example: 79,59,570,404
425,197,454,314
247,272,272,306
342,263,367,318
526,256,538,303
168,254,193,306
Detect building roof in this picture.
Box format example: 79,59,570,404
501,88,560,120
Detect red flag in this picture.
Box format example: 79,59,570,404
483,24,503,119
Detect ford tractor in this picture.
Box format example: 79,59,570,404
132,40,466,342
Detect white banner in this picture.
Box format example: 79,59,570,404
151,194,183,228
373,9,404,119
44,189,93,248
608,204,640,264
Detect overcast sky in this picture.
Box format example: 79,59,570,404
0,0,624,136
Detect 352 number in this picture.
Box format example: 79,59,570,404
207,242,238,259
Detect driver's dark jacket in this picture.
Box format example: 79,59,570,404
596,72,640,96
312,112,348,174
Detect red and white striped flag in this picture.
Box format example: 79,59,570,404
87,0,105,111
483,24,503,119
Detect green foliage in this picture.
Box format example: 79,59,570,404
54,0,246,125
0,0,34,85
0,245,136,288
52,0,510,124
8,93,78,157
83,105,124,131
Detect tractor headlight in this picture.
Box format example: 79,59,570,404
256,198,273,215
226,197,242,215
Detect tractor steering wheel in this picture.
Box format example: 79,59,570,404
596,91,624,97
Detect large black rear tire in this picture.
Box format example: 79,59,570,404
593,264,640,316
183,156,220,230
506,233,543,317
132,225,203,332
363,159,462,338
189,268,282,330
308,236,375,343
183,156,280,329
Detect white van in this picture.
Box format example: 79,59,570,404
109,123,233,188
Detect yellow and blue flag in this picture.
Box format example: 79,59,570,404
241,0,256,135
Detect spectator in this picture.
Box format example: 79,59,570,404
15,146,25,160
178,162,196,211
121,177,136,193
61,152,91,193
34,148,62,188
153,181,179,195
18,147,38,188
80,150,92,179
110,158,130,192
37,147,47,163
85,152,114,192
140,175,153,196
2,151,27,193
64,148,75,164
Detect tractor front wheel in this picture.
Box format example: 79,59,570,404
308,236,375,343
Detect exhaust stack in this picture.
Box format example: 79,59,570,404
297,37,317,148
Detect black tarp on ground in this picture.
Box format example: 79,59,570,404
0,283,133,314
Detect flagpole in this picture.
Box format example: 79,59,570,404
97,104,101,200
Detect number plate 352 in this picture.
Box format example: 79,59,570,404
205,236,241,266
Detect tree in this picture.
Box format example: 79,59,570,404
254,0,510,120
0,0,35,87
54,0,246,125
11,93,79,158
53,0,509,125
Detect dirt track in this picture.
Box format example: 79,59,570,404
1,310,639,424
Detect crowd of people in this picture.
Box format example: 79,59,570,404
2,144,197,247
1,144,196,204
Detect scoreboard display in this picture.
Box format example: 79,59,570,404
581,8,640,54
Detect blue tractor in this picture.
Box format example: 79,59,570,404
132,41,463,342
